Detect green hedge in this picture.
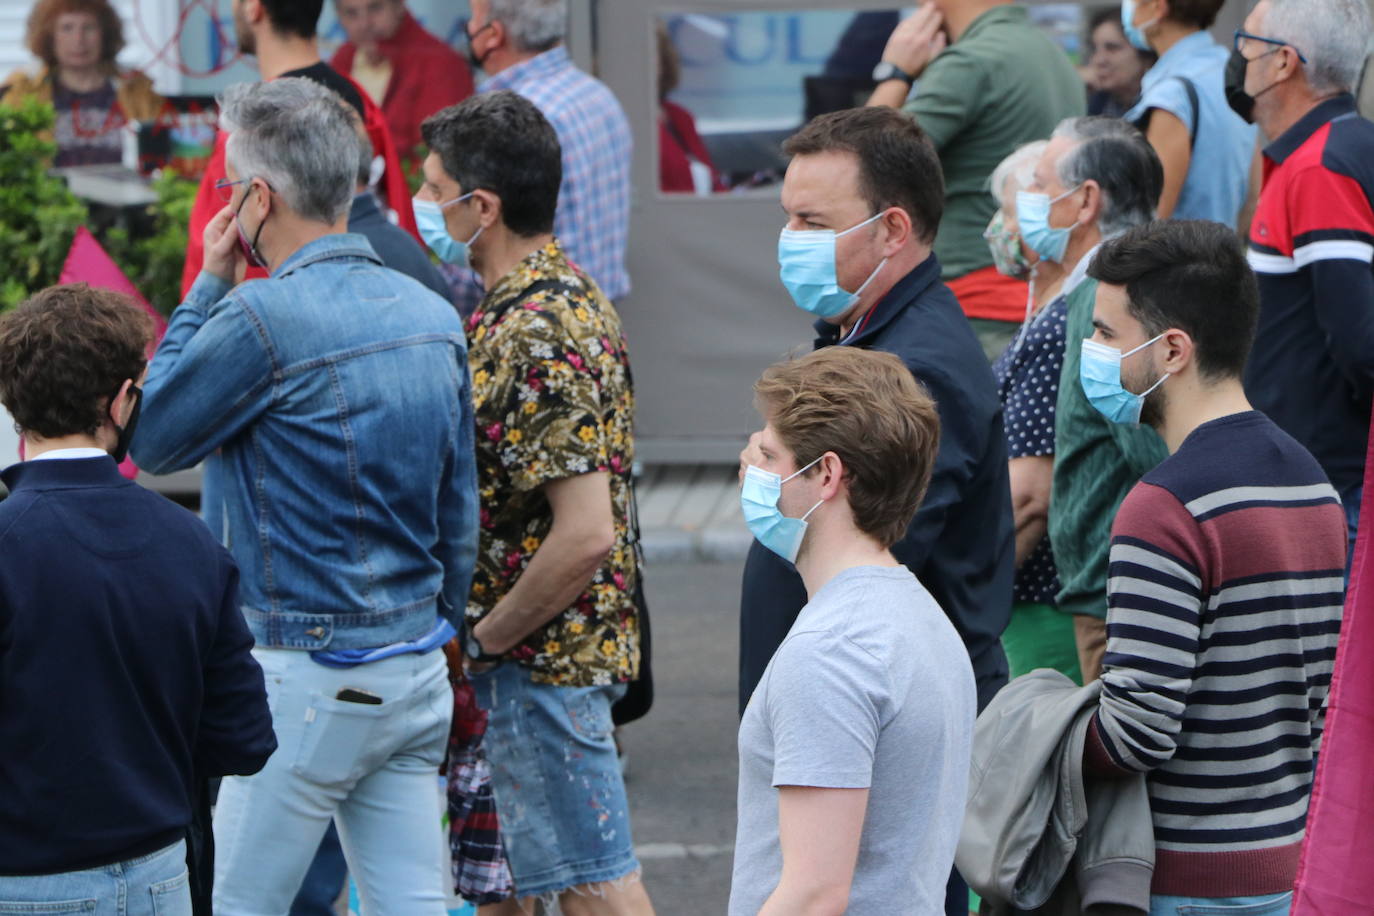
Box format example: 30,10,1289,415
0,97,194,316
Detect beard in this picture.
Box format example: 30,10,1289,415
1127,353,1167,428
234,6,256,57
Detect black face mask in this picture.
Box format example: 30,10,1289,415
466,21,494,73
1225,48,1256,124
111,384,141,464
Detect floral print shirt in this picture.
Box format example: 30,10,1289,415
464,241,639,686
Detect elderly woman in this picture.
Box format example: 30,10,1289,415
984,140,1080,683
1,0,163,167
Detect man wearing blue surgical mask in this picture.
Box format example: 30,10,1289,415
1021,116,1169,684
740,109,1013,916
731,346,975,916
1079,220,1345,912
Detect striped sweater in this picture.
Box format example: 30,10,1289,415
1086,411,1346,898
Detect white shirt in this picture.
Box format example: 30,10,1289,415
30,447,108,461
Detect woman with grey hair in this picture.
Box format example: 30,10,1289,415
985,141,1081,686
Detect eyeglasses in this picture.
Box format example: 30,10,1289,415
1233,29,1308,63
214,176,251,204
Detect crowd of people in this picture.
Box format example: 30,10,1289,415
0,0,1372,914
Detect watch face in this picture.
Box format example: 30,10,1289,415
872,62,909,84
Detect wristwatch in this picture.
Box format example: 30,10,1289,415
872,61,918,85
463,625,504,663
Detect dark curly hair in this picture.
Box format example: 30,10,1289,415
0,284,152,440
26,0,126,72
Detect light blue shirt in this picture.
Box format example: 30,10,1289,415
1125,31,1257,227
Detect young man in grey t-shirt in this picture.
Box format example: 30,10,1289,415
731,347,977,915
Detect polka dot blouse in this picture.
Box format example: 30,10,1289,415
991,295,1069,606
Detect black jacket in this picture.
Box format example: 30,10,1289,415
0,457,276,875
348,191,452,303
739,255,1015,713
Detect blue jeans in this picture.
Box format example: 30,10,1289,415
1150,891,1292,915
469,663,638,900
0,840,189,915
288,822,346,916
213,647,452,916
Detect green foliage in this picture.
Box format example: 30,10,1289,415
102,172,198,316
0,98,88,311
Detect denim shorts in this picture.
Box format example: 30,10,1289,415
0,840,189,915
469,663,638,900
1150,891,1292,916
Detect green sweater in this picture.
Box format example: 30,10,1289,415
1049,276,1169,620
904,5,1085,280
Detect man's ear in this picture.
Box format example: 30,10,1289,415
818,451,845,501
1160,328,1193,373
474,188,502,230
242,0,264,26
1079,180,1104,226
487,17,508,51
108,378,136,428
880,207,914,256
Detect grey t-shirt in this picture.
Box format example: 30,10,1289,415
729,565,976,915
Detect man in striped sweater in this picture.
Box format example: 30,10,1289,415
1079,220,1347,914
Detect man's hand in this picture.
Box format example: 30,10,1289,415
739,431,766,485
203,204,242,284
880,4,948,80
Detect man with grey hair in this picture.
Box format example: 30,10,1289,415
132,77,479,915
1237,0,1374,563
1012,117,1169,684
443,0,631,316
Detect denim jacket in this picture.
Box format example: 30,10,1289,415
134,234,478,651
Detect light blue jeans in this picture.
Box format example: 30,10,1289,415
1150,891,1292,915
469,663,638,900
0,840,189,915
213,646,452,916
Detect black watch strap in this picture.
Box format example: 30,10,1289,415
872,61,917,85
463,626,503,663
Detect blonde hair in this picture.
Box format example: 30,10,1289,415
755,347,940,548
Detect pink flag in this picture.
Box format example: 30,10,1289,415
56,226,167,479
60,226,167,339
1291,414,1374,914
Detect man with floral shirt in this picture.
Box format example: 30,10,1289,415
416,91,652,915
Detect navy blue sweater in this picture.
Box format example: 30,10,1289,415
0,457,276,875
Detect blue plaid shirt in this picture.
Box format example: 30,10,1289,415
446,47,632,313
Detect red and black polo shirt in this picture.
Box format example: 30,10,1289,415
1245,93,1374,497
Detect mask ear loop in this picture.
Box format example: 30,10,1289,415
1008,266,1039,357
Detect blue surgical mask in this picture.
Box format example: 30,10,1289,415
1121,0,1156,52
413,192,482,265
1016,185,1082,265
778,213,888,318
1080,335,1169,425
740,457,824,564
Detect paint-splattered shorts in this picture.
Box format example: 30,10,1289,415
468,662,639,900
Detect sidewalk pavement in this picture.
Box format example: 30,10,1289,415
635,464,753,564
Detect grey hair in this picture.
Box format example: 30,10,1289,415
489,0,566,53
1052,116,1163,237
988,140,1048,202
1265,0,1372,94
219,78,356,224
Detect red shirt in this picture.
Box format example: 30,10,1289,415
331,13,474,173
659,100,723,194
180,63,418,297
